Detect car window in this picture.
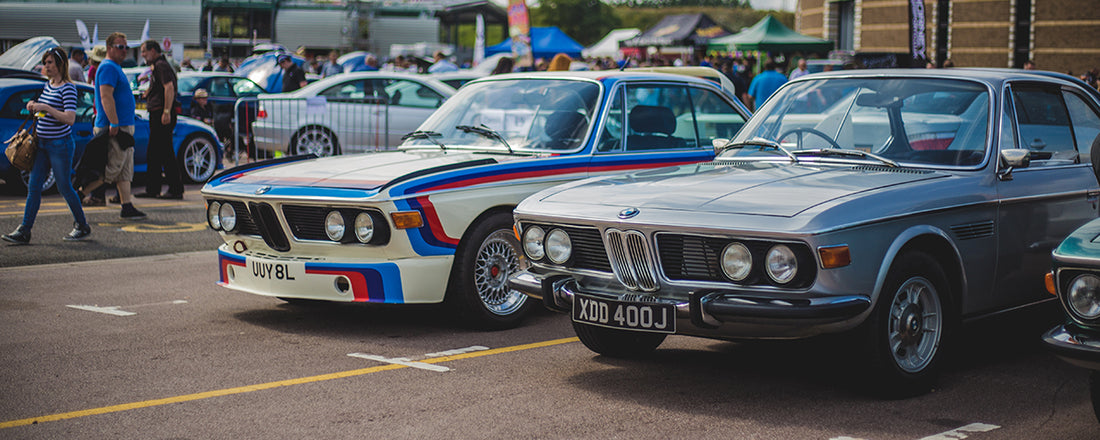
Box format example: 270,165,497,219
75,87,95,123
232,78,264,97
597,87,624,152
177,76,203,94
688,87,745,148
999,93,1017,151
1063,90,1100,163
1012,86,1078,163
383,79,444,109
623,85,699,151
208,78,235,98
0,89,36,118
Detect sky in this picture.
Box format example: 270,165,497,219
748,0,796,11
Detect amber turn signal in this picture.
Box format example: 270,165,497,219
1045,271,1057,295
390,211,424,229
818,245,851,269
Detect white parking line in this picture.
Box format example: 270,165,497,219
347,353,451,372
919,423,1000,440
830,422,1000,440
423,346,489,357
66,300,188,316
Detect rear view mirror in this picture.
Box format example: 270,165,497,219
856,92,902,108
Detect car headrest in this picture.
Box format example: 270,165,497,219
629,105,675,135
544,111,586,140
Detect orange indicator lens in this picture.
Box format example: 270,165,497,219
818,245,851,269
390,211,424,229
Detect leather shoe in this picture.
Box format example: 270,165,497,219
108,195,120,204
134,192,159,199
158,192,184,200
2,225,31,245
82,196,105,207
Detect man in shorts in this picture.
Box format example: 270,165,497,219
81,32,145,219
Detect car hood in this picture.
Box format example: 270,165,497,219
537,161,946,217
214,149,514,192
1054,216,1100,260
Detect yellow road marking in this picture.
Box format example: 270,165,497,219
1,201,195,216
0,337,579,429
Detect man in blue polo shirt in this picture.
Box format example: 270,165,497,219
746,60,788,112
81,31,145,219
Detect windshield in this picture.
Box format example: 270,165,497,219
402,78,599,152
729,78,991,167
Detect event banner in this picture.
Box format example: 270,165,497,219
909,0,928,64
508,0,533,67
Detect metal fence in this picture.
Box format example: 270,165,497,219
228,94,392,164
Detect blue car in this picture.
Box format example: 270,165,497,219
0,77,222,192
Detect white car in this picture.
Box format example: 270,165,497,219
251,71,457,156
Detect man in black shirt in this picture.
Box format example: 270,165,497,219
137,40,184,199
278,54,307,93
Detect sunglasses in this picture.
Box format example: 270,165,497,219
111,44,128,50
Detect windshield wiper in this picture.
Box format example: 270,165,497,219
792,148,899,168
716,137,797,162
456,124,513,154
401,130,446,151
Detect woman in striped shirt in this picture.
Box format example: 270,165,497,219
2,47,90,244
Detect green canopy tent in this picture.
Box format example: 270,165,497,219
707,15,833,54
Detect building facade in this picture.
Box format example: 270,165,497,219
797,0,1100,74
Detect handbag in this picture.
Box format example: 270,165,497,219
4,116,37,171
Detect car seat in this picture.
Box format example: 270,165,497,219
540,111,586,149
626,105,685,150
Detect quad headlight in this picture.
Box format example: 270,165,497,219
545,228,572,264
721,242,752,281
1068,273,1100,319
207,201,222,230
218,202,237,232
324,210,345,241
354,212,374,243
765,244,798,284
522,226,545,260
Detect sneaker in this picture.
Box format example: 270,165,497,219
120,204,147,220
82,196,106,207
134,192,159,199
158,192,184,200
2,225,31,245
64,222,91,241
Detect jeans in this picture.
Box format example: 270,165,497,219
23,135,87,228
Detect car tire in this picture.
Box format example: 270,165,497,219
178,134,219,183
292,126,339,157
446,212,532,330
863,250,951,398
8,168,57,195
572,321,666,358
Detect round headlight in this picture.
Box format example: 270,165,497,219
765,244,798,284
354,212,375,243
545,229,572,264
523,226,545,260
1069,274,1100,319
325,210,345,241
207,201,222,230
721,242,752,281
218,202,237,232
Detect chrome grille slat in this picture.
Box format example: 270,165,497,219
604,228,659,292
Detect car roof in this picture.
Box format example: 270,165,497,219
283,70,459,96
793,67,1085,88
0,77,91,90
466,70,727,89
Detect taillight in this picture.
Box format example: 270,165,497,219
257,106,267,119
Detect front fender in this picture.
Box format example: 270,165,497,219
872,225,966,307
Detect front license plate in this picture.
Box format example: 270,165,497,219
572,294,675,333
245,257,305,283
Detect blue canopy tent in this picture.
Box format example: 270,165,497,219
485,27,583,60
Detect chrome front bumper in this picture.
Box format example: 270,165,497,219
1043,324,1100,371
509,269,871,337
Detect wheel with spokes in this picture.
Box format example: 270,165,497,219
178,134,218,183
447,212,532,329
864,250,951,398
291,126,339,157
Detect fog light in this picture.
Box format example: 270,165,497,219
325,210,345,241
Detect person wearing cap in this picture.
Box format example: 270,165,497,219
189,88,213,125
278,54,307,92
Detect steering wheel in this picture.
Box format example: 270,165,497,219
778,127,842,150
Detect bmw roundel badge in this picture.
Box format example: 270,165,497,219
619,207,640,219
255,186,271,195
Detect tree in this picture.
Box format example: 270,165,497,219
530,0,621,47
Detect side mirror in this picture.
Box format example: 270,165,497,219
998,148,1031,181
712,138,730,154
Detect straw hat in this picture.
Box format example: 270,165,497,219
89,45,107,63
194,88,209,98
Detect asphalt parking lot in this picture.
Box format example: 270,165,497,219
0,249,1098,439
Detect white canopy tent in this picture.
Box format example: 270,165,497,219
582,28,641,60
